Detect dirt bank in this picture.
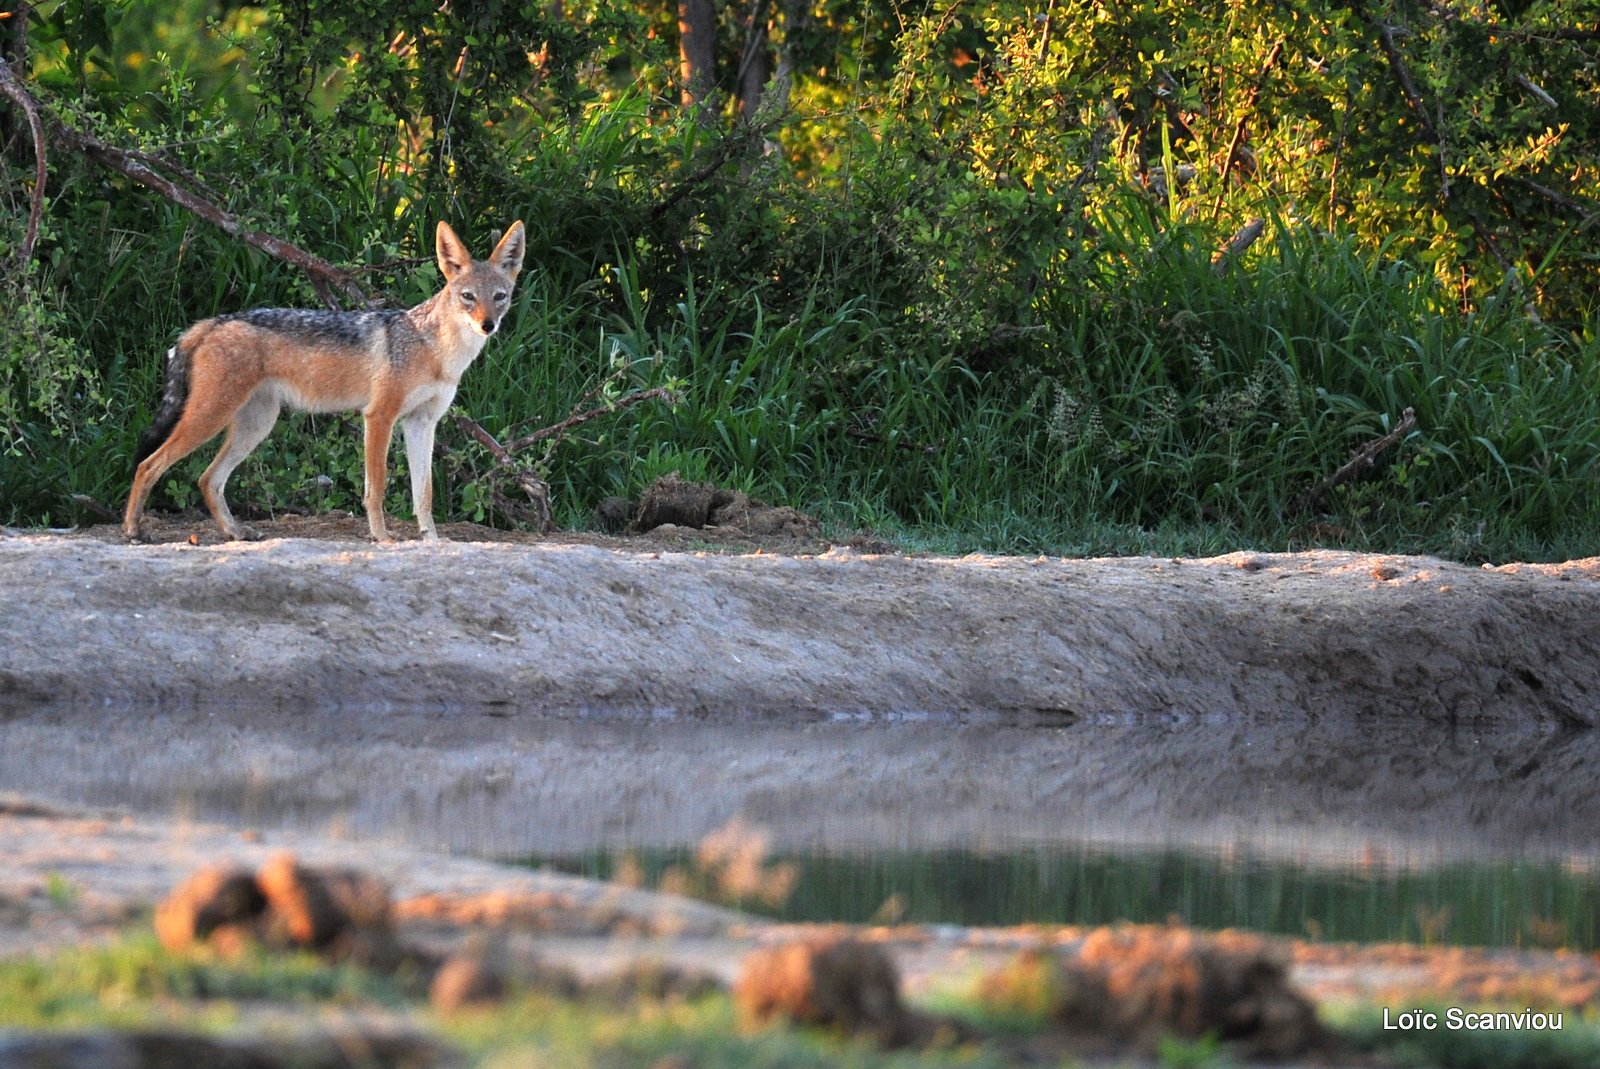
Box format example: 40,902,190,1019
3,519,1598,726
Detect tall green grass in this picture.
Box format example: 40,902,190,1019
4,94,1598,561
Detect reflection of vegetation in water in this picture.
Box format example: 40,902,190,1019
544,846,1600,952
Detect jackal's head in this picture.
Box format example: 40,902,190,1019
436,220,526,338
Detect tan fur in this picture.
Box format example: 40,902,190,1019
123,221,525,543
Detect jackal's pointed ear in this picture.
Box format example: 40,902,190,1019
436,221,472,281
489,220,526,280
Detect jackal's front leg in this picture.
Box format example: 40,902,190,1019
402,407,445,542
362,407,399,543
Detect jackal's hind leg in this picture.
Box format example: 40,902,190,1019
200,391,281,541
124,382,247,542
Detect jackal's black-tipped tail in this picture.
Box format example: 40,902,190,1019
133,341,192,467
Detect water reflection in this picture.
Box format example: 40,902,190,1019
1,703,1596,943
545,843,1600,950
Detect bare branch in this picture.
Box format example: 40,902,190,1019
1212,218,1266,274
1291,407,1418,515
503,386,679,453
63,130,369,306
0,56,47,269
445,415,552,530
1215,38,1284,199
1,59,369,305
1512,72,1558,109
650,125,764,221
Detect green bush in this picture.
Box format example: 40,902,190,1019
3,0,1597,560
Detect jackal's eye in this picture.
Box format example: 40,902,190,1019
493,291,508,304
460,291,476,306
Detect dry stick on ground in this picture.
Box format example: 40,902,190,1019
1290,407,1418,516
447,416,553,531
0,57,367,306
444,387,680,529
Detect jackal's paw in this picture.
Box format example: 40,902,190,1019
226,525,264,542
122,526,150,544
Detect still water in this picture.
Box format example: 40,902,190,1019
1,703,1596,950
549,845,1598,951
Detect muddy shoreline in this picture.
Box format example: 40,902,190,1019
3,524,1598,726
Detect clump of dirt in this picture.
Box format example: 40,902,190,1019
153,866,267,952
734,934,944,1048
429,951,510,1014
155,859,712,1018
623,473,822,541
976,927,1322,1058
1080,927,1321,1057
157,853,404,970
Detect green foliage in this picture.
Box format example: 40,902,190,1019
0,277,104,455
4,0,1599,560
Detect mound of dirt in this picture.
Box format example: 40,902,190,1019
3,523,1598,726
156,853,402,969
734,934,924,1046
976,929,1321,1058
617,473,823,542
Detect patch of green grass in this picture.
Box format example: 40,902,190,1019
1154,1032,1235,1068
0,934,407,1029
0,934,1028,1069
443,994,1018,1069
43,874,78,910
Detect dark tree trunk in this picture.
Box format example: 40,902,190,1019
736,0,770,123
677,0,716,106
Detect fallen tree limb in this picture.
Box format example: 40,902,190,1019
446,415,552,531
59,126,369,306
0,56,368,305
1290,407,1418,515
1212,218,1266,274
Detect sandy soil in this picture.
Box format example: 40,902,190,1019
6,516,1600,1061
4,514,1599,726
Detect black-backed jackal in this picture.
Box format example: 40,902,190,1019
122,220,526,543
